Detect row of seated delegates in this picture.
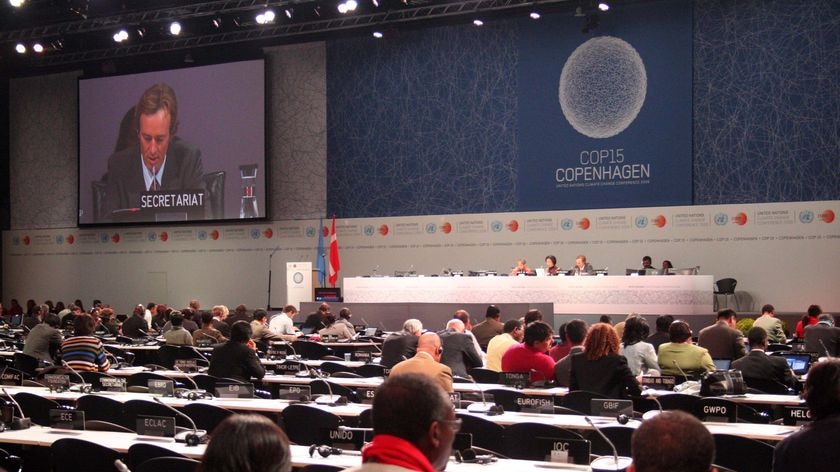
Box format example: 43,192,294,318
510,254,598,276
207,320,266,382
318,311,355,340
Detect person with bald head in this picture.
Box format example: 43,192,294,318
438,319,483,378
390,332,454,392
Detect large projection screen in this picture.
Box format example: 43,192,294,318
78,59,266,225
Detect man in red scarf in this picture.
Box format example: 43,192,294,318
342,373,458,472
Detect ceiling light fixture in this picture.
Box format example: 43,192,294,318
15,43,25,54
169,22,181,36
113,29,129,43
372,31,383,39
598,2,610,12
473,19,484,26
529,11,541,20
32,43,43,53
9,0,25,8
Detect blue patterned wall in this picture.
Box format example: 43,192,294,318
693,0,840,204
327,0,840,218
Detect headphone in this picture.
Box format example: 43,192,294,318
309,445,343,458
617,413,631,425
454,449,497,464
485,404,505,416
51,384,93,394
174,389,213,401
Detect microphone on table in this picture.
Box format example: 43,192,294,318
311,369,347,406
1,388,31,430
172,365,211,400
285,341,300,360
641,394,664,421
61,361,93,394
152,397,208,446
465,376,504,416
585,416,632,471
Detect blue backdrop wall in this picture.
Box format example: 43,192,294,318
327,0,839,218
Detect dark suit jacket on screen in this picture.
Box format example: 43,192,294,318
731,349,795,387
208,342,265,382
103,137,204,217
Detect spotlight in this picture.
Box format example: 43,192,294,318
473,19,484,26
338,0,357,14
169,22,181,35
256,9,275,24
50,39,64,50
136,27,145,38
9,0,25,8
372,30,383,39
598,2,610,12
529,11,541,20
372,0,379,6
337,3,347,14
212,17,222,28
15,43,25,54
113,29,129,43
32,43,43,53
285,8,293,19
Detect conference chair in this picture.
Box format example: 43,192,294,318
356,363,387,377
330,371,363,378
318,361,356,375
157,345,180,369
50,438,122,472
78,371,117,391
76,394,128,427
181,403,234,434
712,434,774,472
562,390,603,415
11,353,38,378
484,388,525,412
456,412,506,455
126,443,189,471
0,447,21,472
192,373,221,392
767,343,792,353
292,340,332,360
104,345,136,365
136,456,200,472
502,423,583,460
468,367,500,384
280,404,343,446
743,378,795,395
12,392,60,426
83,420,134,433
123,399,193,431
655,393,700,413
587,425,634,457
299,466,344,472
713,278,739,310
310,379,359,403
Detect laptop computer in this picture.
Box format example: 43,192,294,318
713,358,732,370
782,353,811,376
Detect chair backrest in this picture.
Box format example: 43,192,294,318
12,353,38,377
13,392,60,426
50,438,123,472
319,361,355,374
180,403,234,434
292,340,331,360
712,434,774,472
502,422,583,461
356,363,387,378
78,371,116,391
280,404,342,446
588,425,634,457
484,388,525,412
457,412,506,455
202,171,226,220
656,393,700,413
310,379,359,403
298,466,345,472
468,368,500,384
562,390,603,415
157,345,180,369
135,456,199,472
84,420,134,433
126,371,174,388
743,377,795,395
127,443,189,471
123,399,192,430
715,278,737,294
192,374,220,392
76,394,127,426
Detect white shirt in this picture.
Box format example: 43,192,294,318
141,155,167,191
269,313,300,337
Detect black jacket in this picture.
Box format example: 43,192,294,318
570,352,642,399
208,342,265,382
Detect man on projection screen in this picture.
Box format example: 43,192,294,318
103,83,204,221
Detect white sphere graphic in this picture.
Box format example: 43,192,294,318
558,36,647,139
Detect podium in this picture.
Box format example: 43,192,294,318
286,262,312,309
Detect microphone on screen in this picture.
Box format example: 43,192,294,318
585,416,632,471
